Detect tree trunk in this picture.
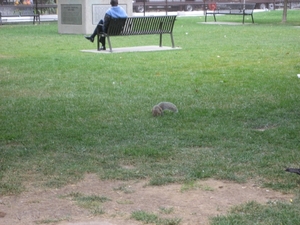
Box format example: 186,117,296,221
282,0,288,22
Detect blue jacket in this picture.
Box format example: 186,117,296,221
106,6,127,18
104,6,127,32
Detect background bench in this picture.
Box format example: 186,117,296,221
0,5,40,25
204,3,256,24
97,15,177,52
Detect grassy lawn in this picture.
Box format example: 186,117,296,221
1,9,300,224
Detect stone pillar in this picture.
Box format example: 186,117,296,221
58,0,132,34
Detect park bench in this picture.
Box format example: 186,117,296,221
204,3,256,24
96,15,177,52
0,5,40,25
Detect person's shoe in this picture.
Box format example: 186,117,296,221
85,36,94,43
98,46,106,51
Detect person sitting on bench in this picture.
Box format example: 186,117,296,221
85,0,127,50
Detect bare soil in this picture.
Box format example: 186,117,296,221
0,174,292,225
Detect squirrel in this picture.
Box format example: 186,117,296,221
152,102,178,116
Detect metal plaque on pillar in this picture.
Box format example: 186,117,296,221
61,4,82,25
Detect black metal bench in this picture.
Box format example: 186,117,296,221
97,15,177,52
0,5,40,25
204,3,256,24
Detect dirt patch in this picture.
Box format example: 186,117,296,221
0,174,292,225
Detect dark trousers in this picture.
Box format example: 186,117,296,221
91,19,106,47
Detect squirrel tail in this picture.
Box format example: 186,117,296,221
152,102,178,116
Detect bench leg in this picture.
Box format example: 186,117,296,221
243,15,245,24
251,14,254,23
33,15,40,25
213,13,216,22
170,33,175,48
159,33,162,47
97,34,100,51
107,36,112,52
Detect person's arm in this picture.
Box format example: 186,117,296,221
103,13,111,33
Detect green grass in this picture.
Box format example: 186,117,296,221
131,210,181,225
1,9,300,224
62,192,110,215
211,200,300,225
35,217,70,224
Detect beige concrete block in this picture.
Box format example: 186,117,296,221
58,0,132,34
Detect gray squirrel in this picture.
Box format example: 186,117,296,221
152,102,178,116
285,168,300,175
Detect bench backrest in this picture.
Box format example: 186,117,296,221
107,18,127,35
106,16,177,36
0,6,36,16
216,3,256,11
20,8,37,16
0,8,20,16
